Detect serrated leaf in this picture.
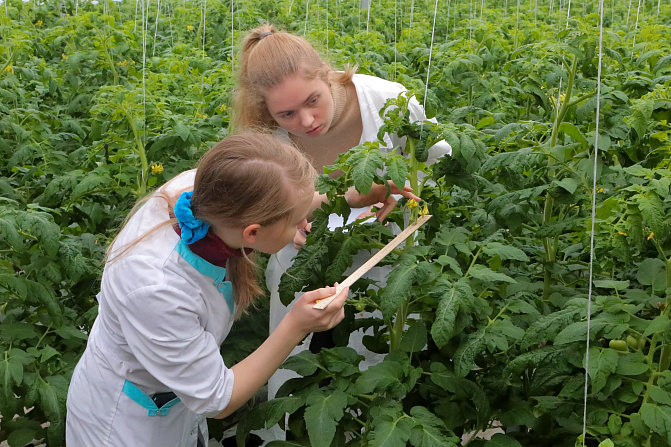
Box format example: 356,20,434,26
559,122,588,146
409,406,459,447
587,347,618,393
616,352,649,376
431,280,473,347
236,396,303,445
640,403,671,443
482,242,529,262
453,329,487,377
54,326,88,340
520,308,582,349
400,320,428,353
381,256,422,320
351,149,384,195
304,390,348,447
281,350,321,376
644,315,670,337
385,154,409,190
468,265,516,283
369,414,415,447
354,360,405,394
1,323,39,340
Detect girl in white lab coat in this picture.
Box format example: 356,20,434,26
232,25,450,401
65,133,349,446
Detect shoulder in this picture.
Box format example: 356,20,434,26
352,73,407,97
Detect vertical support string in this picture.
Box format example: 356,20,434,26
582,0,604,443
423,0,439,112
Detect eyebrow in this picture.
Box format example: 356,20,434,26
275,90,320,114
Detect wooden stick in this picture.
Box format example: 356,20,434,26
313,215,432,310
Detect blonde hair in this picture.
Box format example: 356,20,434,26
106,133,316,317
233,24,356,131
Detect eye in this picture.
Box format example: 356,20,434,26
309,97,318,105
281,111,294,119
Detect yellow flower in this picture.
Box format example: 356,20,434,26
647,232,654,240
36,20,43,26
62,53,68,60
420,204,429,216
117,59,128,66
187,25,194,31
151,163,164,174
196,112,207,119
597,188,604,193
618,231,627,236
219,104,227,112
559,93,566,102
4,65,13,74
407,199,418,209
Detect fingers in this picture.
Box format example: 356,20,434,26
293,230,307,249
376,196,397,221
303,286,338,304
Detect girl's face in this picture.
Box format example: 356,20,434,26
265,72,334,138
252,187,313,254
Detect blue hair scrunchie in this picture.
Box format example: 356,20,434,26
174,191,210,244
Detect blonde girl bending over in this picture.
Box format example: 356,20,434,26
65,133,348,447
233,25,451,404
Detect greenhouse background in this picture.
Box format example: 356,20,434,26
1,0,670,445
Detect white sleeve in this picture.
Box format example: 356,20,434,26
116,281,235,417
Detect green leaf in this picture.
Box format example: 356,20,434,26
369,414,415,447
640,403,671,443
381,256,426,320
351,148,384,195
644,316,670,337
482,242,529,262
354,360,405,394
559,122,588,146
400,320,428,353
616,352,650,376
468,265,516,283
453,329,487,377
553,177,579,195
431,280,473,347
385,155,409,191
520,308,582,349
409,406,459,447
587,347,619,394
54,325,88,340
39,375,68,445
304,390,348,447
635,191,667,239
1,323,39,340
281,351,321,376
648,386,671,406
636,258,666,290
7,429,37,447
593,280,630,290
484,433,524,446
236,397,303,445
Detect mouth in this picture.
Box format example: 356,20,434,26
306,125,322,135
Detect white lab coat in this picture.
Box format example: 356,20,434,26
66,170,236,447
267,74,451,400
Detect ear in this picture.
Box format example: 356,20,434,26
242,223,261,245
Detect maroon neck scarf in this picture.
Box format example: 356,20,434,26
173,225,252,267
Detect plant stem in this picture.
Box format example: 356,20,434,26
542,55,578,300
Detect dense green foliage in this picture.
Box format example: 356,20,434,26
0,0,670,445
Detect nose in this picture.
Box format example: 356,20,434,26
299,110,314,128
297,218,308,230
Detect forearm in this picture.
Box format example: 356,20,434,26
214,318,307,418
